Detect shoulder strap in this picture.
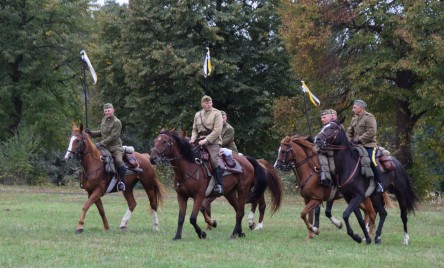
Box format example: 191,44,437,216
199,111,212,132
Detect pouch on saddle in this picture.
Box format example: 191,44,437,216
354,145,374,179
377,147,395,172
97,148,116,175
123,145,142,172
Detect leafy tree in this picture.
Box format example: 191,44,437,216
278,1,444,193
0,0,94,151
93,0,293,159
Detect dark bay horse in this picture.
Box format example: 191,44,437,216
314,119,418,245
64,124,164,234
150,130,283,240
274,135,379,239
202,158,283,231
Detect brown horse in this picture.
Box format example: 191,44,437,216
274,135,379,239
64,124,164,234
150,130,283,240
202,158,283,231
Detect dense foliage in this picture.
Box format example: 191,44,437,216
0,0,442,197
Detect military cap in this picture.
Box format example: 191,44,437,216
201,95,212,103
329,109,337,115
103,103,113,109
221,111,226,116
354,99,367,108
320,110,330,116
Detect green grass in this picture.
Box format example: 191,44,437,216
0,185,443,268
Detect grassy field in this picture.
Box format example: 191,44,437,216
0,185,443,268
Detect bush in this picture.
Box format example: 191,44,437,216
0,128,43,185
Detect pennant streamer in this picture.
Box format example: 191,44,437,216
301,81,320,107
203,47,212,77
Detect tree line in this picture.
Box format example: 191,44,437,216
0,0,442,197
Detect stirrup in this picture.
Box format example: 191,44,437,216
213,184,224,194
117,181,126,191
376,183,383,193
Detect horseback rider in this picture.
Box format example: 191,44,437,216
220,111,238,168
346,99,384,193
86,103,126,191
318,109,337,186
189,95,224,194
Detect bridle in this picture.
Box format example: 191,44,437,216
68,133,90,160
277,143,319,170
316,122,350,151
151,134,177,165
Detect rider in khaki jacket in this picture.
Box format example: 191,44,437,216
346,99,383,193
190,95,224,194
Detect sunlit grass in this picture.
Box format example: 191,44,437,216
0,185,443,267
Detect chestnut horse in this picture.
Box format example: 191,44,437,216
150,130,283,240
274,135,379,239
202,158,283,231
64,124,164,234
314,119,418,244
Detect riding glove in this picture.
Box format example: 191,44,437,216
85,128,92,135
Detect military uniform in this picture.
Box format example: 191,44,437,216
221,122,238,153
318,109,337,186
346,112,377,147
190,107,223,167
88,103,126,191
346,100,383,193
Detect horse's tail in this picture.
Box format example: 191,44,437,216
245,156,268,204
258,159,283,215
392,157,418,214
143,153,165,207
382,191,395,209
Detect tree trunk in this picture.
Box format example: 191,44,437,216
394,100,417,170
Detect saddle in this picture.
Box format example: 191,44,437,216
98,146,143,175
376,147,395,172
196,146,243,176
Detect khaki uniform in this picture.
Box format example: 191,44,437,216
221,122,238,153
190,108,223,167
90,115,124,167
346,112,377,147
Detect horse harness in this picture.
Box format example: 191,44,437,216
69,132,105,182
279,142,320,190
151,135,208,181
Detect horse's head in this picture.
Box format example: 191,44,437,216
64,123,100,160
314,118,345,150
150,131,175,165
274,136,296,171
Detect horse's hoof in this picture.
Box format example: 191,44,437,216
206,225,213,230
375,237,382,244
119,226,128,231
312,227,320,235
249,223,256,230
353,234,362,243
239,232,245,238
366,238,372,244
173,236,181,240
75,229,84,234
338,223,343,229
199,232,207,239
212,220,217,228
152,225,160,232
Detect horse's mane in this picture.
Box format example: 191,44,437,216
281,134,315,151
160,130,196,163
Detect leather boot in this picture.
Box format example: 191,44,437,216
213,166,224,194
372,166,383,193
320,171,331,187
117,165,126,191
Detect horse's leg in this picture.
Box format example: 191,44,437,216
201,197,217,230
248,201,258,230
254,196,266,231
76,189,103,234
371,193,387,244
189,195,206,239
343,197,371,244
173,194,188,240
361,198,376,238
142,185,161,232
400,202,409,246
314,205,320,228
301,199,321,238
119,186,137,231
225,190,245,239
325,200,342,229
94,197,109,231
